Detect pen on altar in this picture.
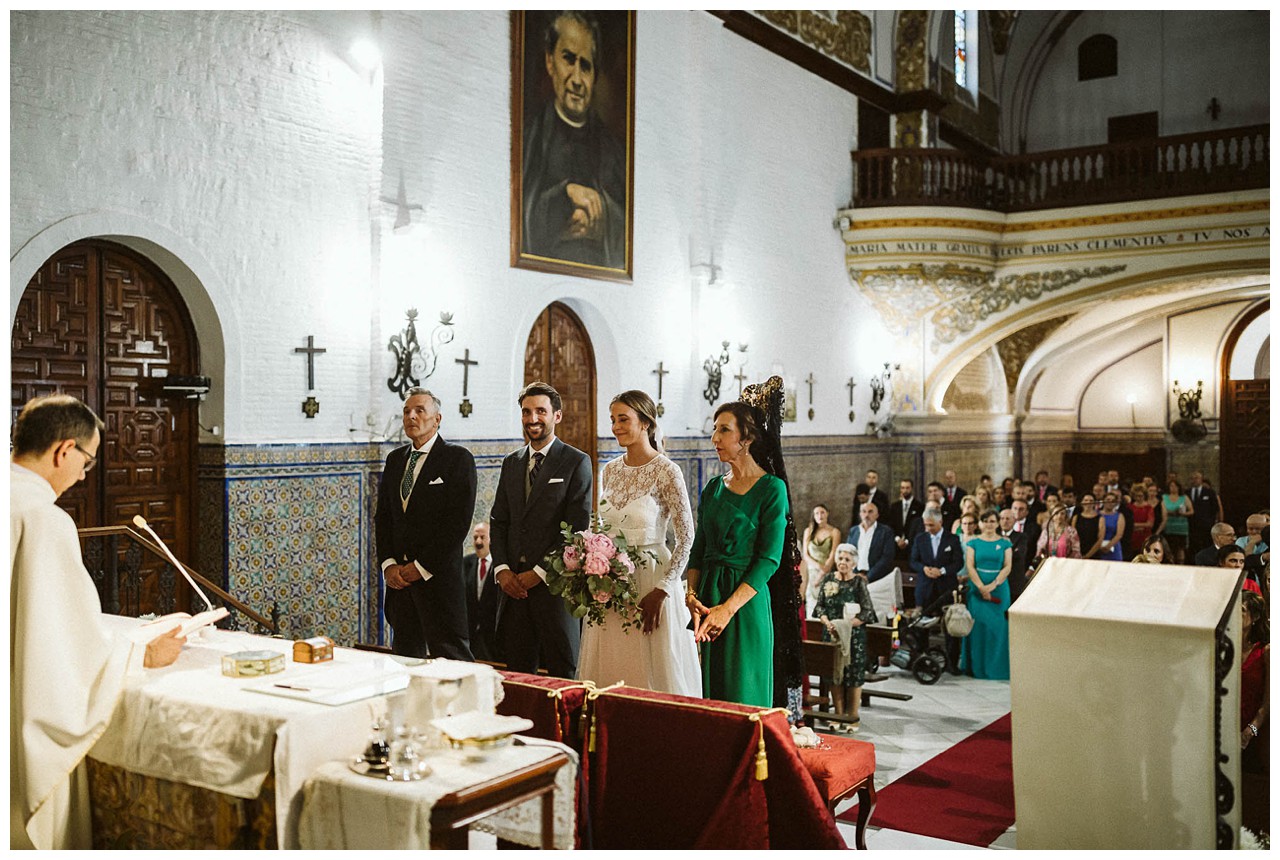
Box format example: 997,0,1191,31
274,684,311,691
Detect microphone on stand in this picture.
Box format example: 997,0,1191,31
132,515,215,612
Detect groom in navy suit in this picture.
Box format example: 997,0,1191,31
910,505,964,672
490,381,593,678
375,388,478,660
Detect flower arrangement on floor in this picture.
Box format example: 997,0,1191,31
543,506,652,630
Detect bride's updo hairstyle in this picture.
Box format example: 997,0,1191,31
611,389,662,452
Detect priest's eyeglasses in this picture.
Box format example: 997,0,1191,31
73,443,98,472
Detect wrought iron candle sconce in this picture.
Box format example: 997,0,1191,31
387,309,455,399
702,342,747,406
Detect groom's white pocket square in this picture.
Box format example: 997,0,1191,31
548,477,564,484
429,477,445,485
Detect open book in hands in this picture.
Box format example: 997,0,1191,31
129,607,230,643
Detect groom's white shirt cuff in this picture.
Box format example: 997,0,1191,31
493,562,548,583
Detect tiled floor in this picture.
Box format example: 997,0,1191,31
822,664,1015,850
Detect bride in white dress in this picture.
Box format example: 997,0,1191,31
577,390,702,697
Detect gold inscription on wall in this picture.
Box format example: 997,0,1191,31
998,225,1269,260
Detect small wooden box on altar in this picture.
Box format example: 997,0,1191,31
1009,558,1243,849
293,636,335,663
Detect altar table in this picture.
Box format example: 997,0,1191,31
85,617,512,849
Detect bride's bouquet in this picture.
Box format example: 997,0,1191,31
543,502,651,631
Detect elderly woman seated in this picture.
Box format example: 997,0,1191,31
811,543,877,732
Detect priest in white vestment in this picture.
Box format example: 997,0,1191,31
10,395,186,849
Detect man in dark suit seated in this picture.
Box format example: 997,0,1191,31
375,388,478,660
491,381,593,679
1194,522,1238,566
463,522,501,662
909,506,964,673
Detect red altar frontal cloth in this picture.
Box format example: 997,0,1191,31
588,687,845,849
497,672,590,744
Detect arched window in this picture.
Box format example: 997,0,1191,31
954,10,979,98
1078,34,1117,81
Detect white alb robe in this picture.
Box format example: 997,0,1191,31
10,464,141,849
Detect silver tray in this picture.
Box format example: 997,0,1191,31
348,756,431,781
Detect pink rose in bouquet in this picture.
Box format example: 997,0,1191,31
616,551,634,574
562,545,582,571
584,531,617,559
584,552,610,576
593,589,611,603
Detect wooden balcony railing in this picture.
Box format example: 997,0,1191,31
79,525,280,635
851,124,1269,212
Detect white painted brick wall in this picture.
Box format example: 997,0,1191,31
12,10,898,445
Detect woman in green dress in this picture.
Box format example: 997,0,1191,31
685,398,790,708
960,510,1012,681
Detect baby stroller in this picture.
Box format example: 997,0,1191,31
887,586,967,685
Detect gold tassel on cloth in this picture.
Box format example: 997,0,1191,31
584,681,623,753
747,708,789,781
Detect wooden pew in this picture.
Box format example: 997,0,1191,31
802,622,911,728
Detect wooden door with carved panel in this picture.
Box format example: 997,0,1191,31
12,241,200,612
523,302,597,475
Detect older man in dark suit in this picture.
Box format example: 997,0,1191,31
909,506,964,672
463,522,501,662
375,388,478,660
491,381,593,679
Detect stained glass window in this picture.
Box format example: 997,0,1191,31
954,10,967,90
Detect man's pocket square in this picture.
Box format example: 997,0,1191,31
429,477,445,485
548,477,565,484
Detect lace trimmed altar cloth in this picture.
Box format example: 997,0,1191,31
297,737,577,849
87,616,500,848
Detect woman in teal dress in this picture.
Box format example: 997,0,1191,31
686,398,789,708
960,510,1012,681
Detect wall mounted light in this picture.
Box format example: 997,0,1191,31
1125,392,1137,427
349,37,381,73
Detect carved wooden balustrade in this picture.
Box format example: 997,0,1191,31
79,525,280,635
852,124,1269,211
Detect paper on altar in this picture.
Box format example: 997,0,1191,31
246,662,410,706
1009,558,1242,849
128,607,230,642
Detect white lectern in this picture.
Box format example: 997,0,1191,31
1009,558,1243,849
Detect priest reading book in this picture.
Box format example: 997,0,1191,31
10,395,188,850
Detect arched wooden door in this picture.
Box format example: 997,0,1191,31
523,302,597,472
1220,301,1269,525
11,240,200,610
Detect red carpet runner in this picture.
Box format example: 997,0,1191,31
837,713,1014,847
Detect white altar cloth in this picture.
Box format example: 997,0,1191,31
87,616,501,848
297,738,578,850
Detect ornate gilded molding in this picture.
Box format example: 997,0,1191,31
895,11,928,93
756,10,871,74
989,11,1017,55
848,263,1126,350
842,199,1269,234
995,315,1071,395
894,110,924,148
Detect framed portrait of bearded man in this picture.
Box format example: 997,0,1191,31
511,10,635,282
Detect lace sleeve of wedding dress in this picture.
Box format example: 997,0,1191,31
655,457,695,592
